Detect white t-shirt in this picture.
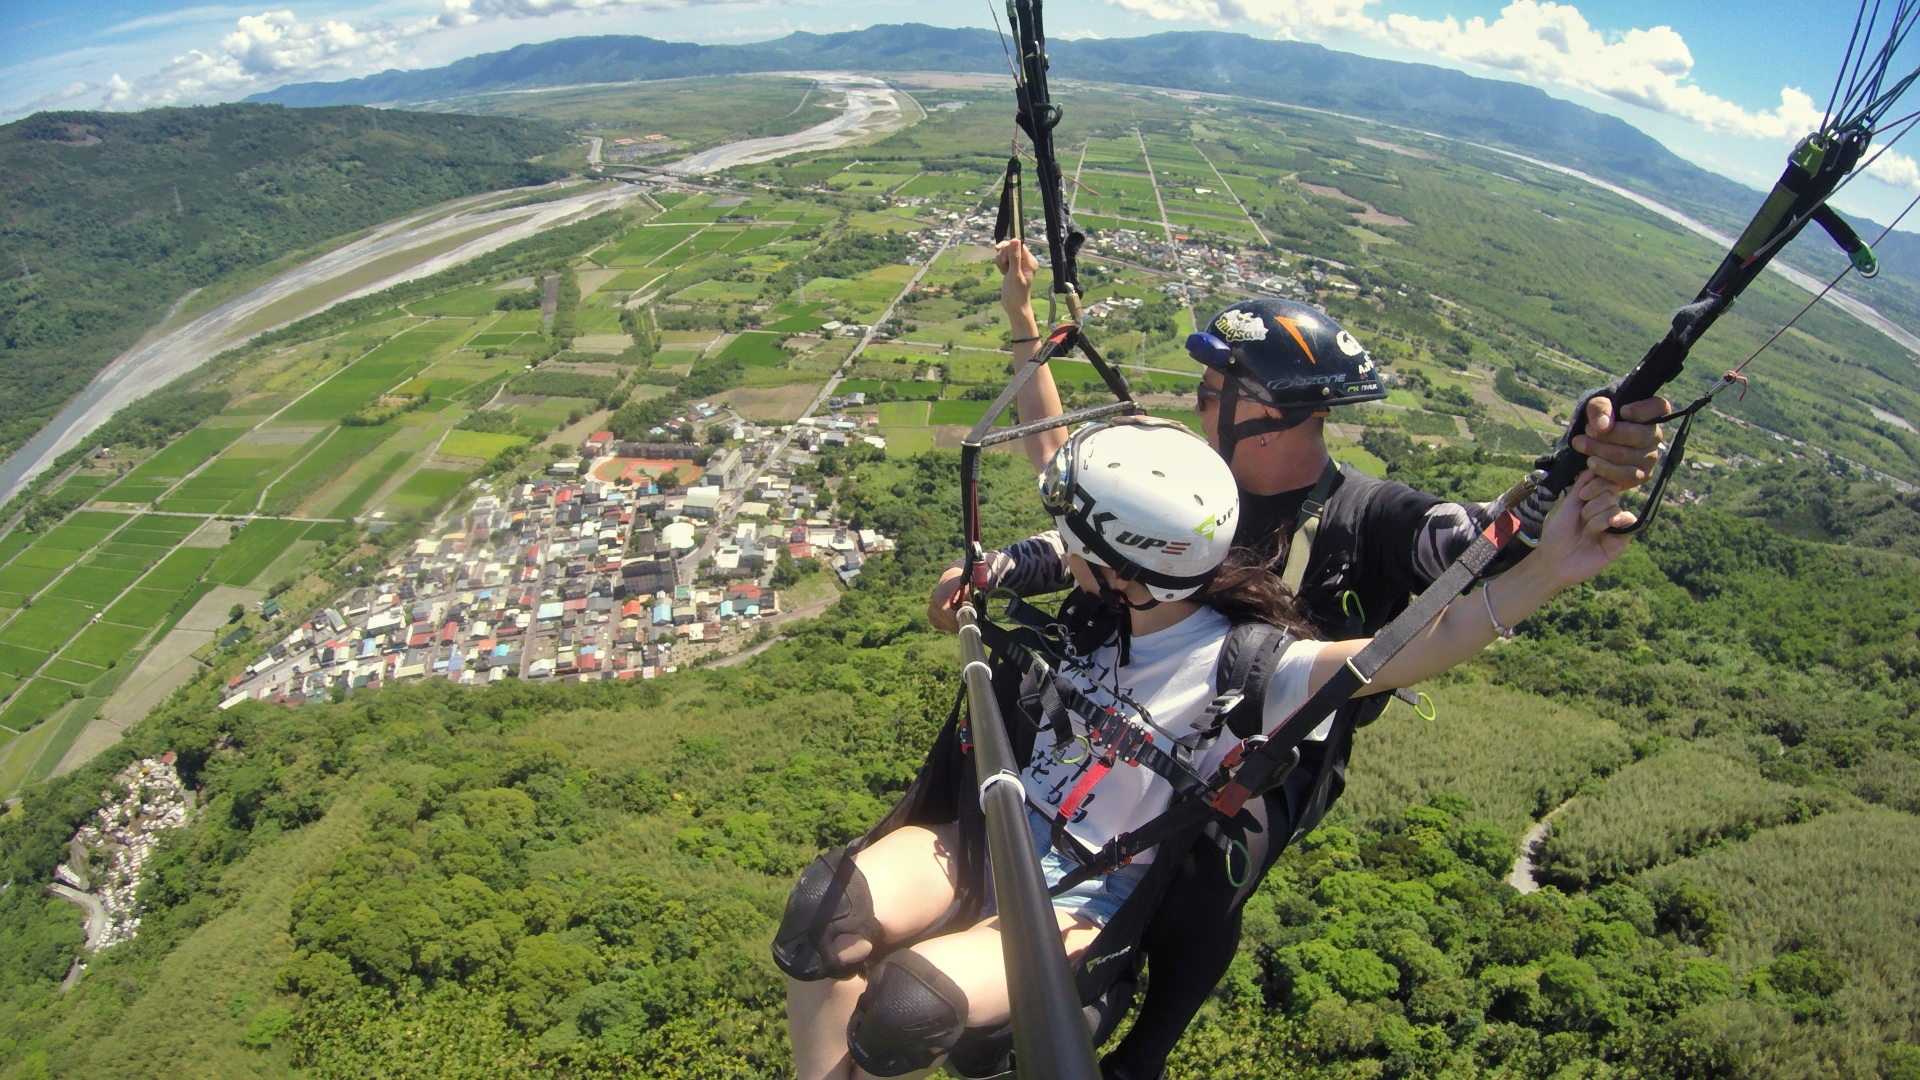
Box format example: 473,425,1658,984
1017,606,1326,863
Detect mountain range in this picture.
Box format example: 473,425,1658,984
249,24,1920,342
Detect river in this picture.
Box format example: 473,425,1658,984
668,74,914,175
0,181,638,507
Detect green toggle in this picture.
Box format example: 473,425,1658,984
1852,243,1879,277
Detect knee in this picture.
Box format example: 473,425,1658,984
773,848,883,981
845,950,969,1076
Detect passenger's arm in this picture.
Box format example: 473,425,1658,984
928,532,1074,632
996,239,1069,473
1311,474,1632,695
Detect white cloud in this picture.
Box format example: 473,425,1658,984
1866,148,1920,190
1109,0,1834,142
22,81,96,111
97,9,428,108
91,0,751,110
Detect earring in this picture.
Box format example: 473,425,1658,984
1258,433,1271,446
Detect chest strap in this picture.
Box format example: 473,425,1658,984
1278,459,1341,594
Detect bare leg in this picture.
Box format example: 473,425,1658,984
788,826,961,1080
854,823,961,944
790,974,863,1080
904,909,1102,1030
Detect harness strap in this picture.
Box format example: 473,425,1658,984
1278,459,1340,594
1051,472,1543,889
976,613,1212,798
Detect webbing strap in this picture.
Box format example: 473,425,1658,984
1049,472,1543,891
1278,459,1340,594
1213,497,1526,818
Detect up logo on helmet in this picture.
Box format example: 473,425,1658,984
1336,330,1365,356
1114,531,1191,555
1193,508,1232,540
1214,309,1267,342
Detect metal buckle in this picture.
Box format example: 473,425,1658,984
1205,691,1244,716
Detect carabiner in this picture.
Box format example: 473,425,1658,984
1052,734,1092,765
1340,590,1366,622
1225,837,1250,888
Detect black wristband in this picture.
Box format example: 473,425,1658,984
1010,335,1040,345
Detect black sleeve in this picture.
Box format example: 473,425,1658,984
1360,480,1543,600
1355,481,1452,601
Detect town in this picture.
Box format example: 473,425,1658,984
220,413,893,707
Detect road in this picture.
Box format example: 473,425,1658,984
669,74,916,175
0,181,639,507
48,883,107,950
675,232,954,585
705,594,843,668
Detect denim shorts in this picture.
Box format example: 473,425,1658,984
983,808,1150,928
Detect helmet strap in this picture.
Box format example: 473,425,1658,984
1211,376,1319,464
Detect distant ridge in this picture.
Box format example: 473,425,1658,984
250,25,1920,334
252,26,1754,226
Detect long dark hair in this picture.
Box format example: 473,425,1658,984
1202,548,1317,638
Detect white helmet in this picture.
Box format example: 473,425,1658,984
1039,417,1239,602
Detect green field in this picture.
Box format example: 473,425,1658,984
259,424,398,514
8,547,77,571
206,520,308,587
0,597,95,651
61,621,149,668
103,587,184,628
138,546,220,592
274,328,445,423
0,679,74,731
44,567,142,605
717,331,788,367
40,658,104,686
0,645,48,680
439,430,527,459
383,468,473,515
331,451,414,519
101,426,244,502
601,223,703,265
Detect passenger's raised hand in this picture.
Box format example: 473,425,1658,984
1536,470,1636,589
927,567,966,634
995,239,1038,324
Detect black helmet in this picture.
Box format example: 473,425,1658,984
1185,298,1386,462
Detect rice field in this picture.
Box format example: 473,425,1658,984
139,547,221,592
0,680,75,732
439,430,526,459
45,567,143,605
61,621,149,668
206,520,308,586
601,224,704,266
330,452,414,519
101,426,245,504
718,331,789,367
0,596,94,650
384,468,473,515
103,587,183,628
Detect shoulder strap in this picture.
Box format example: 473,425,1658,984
1278,459,1342,594
1209,621,1292,740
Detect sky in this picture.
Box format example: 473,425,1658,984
8,0,1920,229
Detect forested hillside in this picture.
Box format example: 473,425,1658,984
0,441,1912,1078
0,104,565,457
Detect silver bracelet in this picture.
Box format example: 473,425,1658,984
1483,583,1516,640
